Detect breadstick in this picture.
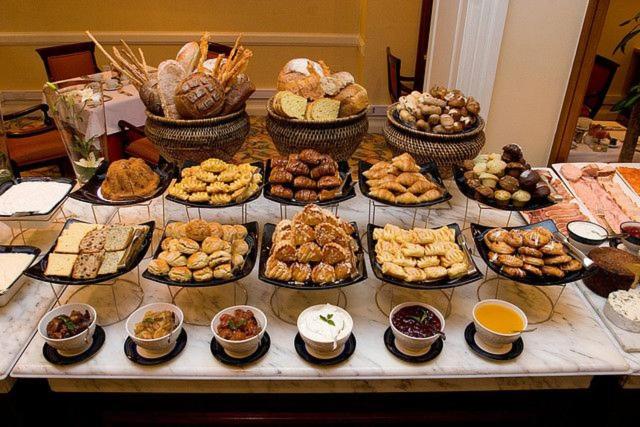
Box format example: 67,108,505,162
138,48,149,79
120,39,145,72
211,53,224,79
197,32,210,73
112,47,145,85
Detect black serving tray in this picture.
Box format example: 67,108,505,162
258,222,367,290
0,245,41,300
0,176,75,219
165,161,264,209
471,219,594,286
263,159,356,207
452,164,556,212
358,159,452,208
25,219,155,285
70,157,176,206
367,223,482,290
142,221,259,287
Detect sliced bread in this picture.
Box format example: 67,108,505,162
71,252,104,280
97,250,125,275
104,226,134,251
305,98,340,121
273,91,307,119
44,253,78,277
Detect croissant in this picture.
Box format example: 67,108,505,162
272,158,289,168
378,181,407,194
392,153,421,172
290,262,312,282
381,262,407,280
314,222,343,247
407,180,435,195
419,189,443,203
297,241,323,263
294,189,318,202
269,167,293,184
292,222,315,246
270,184,294,200
395,192,420,204
317,174,342,189
299,149,324,165
310,163,337,179
319,189,339,201
293,176,317,189
396,172,424,187
363,167,393,180
265,257,292,281
293,204,326,226
285,160,310,176
311,263,336,284
369,188,395,203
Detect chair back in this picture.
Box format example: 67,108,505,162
36,42,100,82
583,54,619,118
387,47,404,102
207,42,232,59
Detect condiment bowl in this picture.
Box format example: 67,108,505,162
297,304,353,359
567,220,607,255
389,302,445,356
472,299,527,354
211,305,267,359
620,221,640,254
125,303,184,359
38,303,97,357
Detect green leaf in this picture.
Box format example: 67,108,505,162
319,314,336,327
614,27,640,55
613,92,640,112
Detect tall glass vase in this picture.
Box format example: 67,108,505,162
43,79,107,184
0,93,15,184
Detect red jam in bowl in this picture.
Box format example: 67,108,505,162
391,305,442,338
622,223,640,239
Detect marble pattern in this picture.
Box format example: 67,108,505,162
10,185,631,386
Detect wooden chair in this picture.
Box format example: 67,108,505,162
4,104,71,176
36,42,101,82
117,120,159,164
207,42,232,59
581,54,619,118
386,47,416,102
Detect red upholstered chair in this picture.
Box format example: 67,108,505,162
582,55,619,119
36,42,101,82
386,47,416,103
207,42,232,59
117,120,160,165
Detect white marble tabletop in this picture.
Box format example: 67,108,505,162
9,186,632,389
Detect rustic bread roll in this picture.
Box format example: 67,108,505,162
332,83,369,117
222,79,256,114
320,71,355,96
305,98,340,121
175,72,225,119
176,41,200,74
277,59,327,100
157,60,186,119
139,77,163,116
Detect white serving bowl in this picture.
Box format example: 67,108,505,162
125,303,184,359
567,220,607,255
472,299,527,354
620,221,640,255
211,305,267,359
297,304,353,359
38,303,97,357
389,302,445,356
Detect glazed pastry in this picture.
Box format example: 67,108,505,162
334,261,354,280
168,266,192,282
407,180,433,195
293,204,325,226
271,241,297,262
148,259,170,276
497,254,524,268
176,237,200,254
297,242,323,263
502,266,526,279
319,189,339,201
294,189,318,202
265,257,292,281
290,262,312,282
272,158,288,168
544,254,573,265
233,225,248,239
293,176,317,189
559,259,582,272
185,219,211,242
522,263,543,276
221,224,238,242
285,160,310,176
541,265,565,278
317,175,342,189
401,243,425,258
314,222,343,247
193,266,214,282
504,230,524,248
311,263,336,284
518,246,543,258
310,163,337,179
521,256,544,267
540,241,565,255
187,251,209,269
269,167,293,184
271,185,294,199
322,242,349,265
292,222,315,246
299,149,323,165
201,237,230,254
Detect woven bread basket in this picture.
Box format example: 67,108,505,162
383,103,485,178
144,108,250,166
265,97,368,161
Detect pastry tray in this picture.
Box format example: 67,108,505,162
142,221,258,287
25,219,155,286
0,245,41,306
358,159,452,208
164,161,264,209
0,177,75,221
471,219,594,286
258,222,367,290
263,159,356,207
70,157,176,206
452,164,556,212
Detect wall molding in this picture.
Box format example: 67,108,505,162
0,31,361,47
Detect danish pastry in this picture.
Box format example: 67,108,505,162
382,262,407,280
311,263,336,284
294,189,318,202
265,257,292,281
298,242,323,263
334,261,354,280
322,242,349,265
292,222,316,246
271,241,297,262
291,262,312,282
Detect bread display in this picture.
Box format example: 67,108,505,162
264,204,359,285
100,158,160,201
482,227,583,280
267,149,344,203
373,224,470,282
395,86,481,134
87,31,254,120
43,222,150,280
583,247,640,297
168,158,262,205
148,220,250,283
363,153,445,205
459,144,551,207
273,58,369,119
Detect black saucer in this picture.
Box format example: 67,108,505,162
124,329,187,366
464,323,523,361
383,327,443,363
43,325,105,365
294,332,356,366
210,332,271,366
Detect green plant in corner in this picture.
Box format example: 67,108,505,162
613,11,640,162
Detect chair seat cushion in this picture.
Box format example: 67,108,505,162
6,131,67,167
124,137,160,164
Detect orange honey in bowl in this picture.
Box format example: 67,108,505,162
475,303,524,334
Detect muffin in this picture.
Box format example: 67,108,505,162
511,190,531,207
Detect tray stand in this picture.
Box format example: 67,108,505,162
269,287,347,325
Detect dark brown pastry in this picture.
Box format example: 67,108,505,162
467,178,482,189
174,72,224,119
310,163,337,179
285,160,310,176
319,189,339,201
269,167,293,184
288,153,300,162
293,176,317,189
270,185,293,199
498,176,519,193
518,169,540,191
475,185,493,198
271,158,288,168
317,175,342,189
463,170,476,181
584,247,640,297
532,182,550,200
501,144,524,164
294,189,318,202
299,149,323,165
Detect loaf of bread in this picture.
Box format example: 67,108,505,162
175,41,200,74
222,79,255,114
157,60,186,119
320,71,355,96
273,91,307,119
174,72,225,119
305,98,340,121
277,59,328,100
332,83,369,117
139,77,163,116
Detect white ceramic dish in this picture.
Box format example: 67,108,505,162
297,304,353,359
472,299,528,355
389,302,444,356
211,305,267,359
38,303,97,357
567,220,608,255
125,303,184,359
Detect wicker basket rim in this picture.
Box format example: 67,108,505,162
266,96,367,124
145,107,246,125
386,103,485,139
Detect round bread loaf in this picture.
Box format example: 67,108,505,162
174,72,225,119
139,77,163,116
332,83,369,117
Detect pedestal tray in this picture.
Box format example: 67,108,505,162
0,176,75,221
0,244,41,306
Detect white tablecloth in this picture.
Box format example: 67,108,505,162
95,84,146,135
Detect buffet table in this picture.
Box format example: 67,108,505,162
9,188,631,393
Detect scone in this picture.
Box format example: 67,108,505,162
185,219,211,241
193,266,213,282
176,238,200,254
187,251,209,269
148,259,170,276
201,236,230,254
168,266,192,282
165,222,186,238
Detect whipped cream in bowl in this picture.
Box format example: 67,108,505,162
297,304,353,359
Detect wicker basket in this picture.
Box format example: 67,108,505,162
383,103,486,178
265,98,368,161
144,109,250,165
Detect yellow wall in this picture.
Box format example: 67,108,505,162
597,0,640,102
0,0,420,104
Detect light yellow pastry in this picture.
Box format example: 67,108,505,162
187,251,209,269
423,266,448,280
210,193,232,205
381,262,407,280
168,183,189,200
213,263,233,279
201,158,228,173
193,266,214,282
168,266,192,282
188,192,209,203
147,259,170,276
